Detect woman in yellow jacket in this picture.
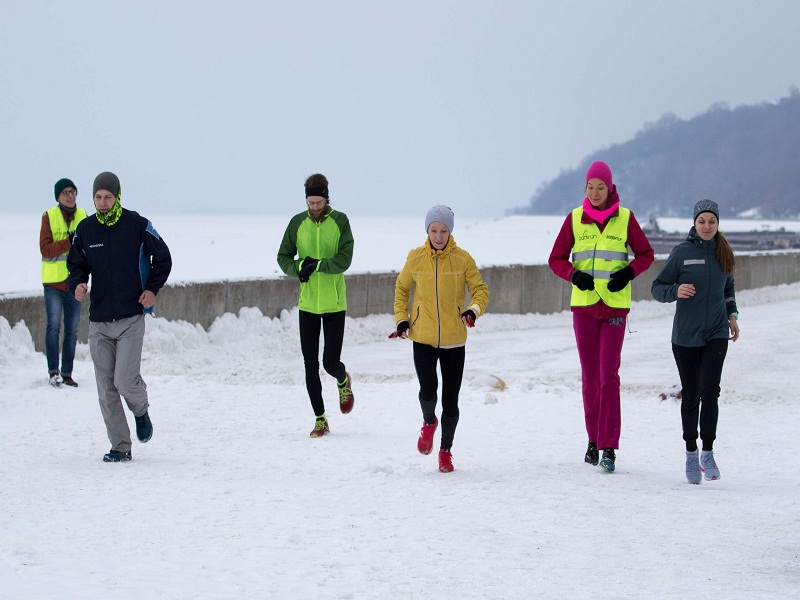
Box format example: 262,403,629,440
393,205,489,473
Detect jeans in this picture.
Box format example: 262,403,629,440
44,285,82,376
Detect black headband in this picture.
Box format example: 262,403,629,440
305,186,329,199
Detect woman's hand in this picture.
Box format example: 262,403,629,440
677,283,695,299
729,315,740,342
389,320,410,339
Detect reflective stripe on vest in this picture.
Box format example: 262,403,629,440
570,206,631,309
42,206,87,283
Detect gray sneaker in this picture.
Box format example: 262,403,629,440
700,450,721,480
686,450,702,484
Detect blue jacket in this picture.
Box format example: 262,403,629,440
67,209,172,323
651,228,737,347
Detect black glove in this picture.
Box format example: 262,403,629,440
460,309,476,328
388,320,410,339
607,266,634,292
396,320,410,335
572,270,595,291
298,258,319,283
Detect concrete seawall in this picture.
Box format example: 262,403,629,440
3,252,799,353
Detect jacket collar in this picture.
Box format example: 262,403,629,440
687,226,717,248
424,235,457,257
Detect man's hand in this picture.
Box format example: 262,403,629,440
139,290,156,309
75,283,88,301
299,258,319,283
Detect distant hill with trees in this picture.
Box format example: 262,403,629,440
513,90,800,220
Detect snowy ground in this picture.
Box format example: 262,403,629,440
2,280,799,599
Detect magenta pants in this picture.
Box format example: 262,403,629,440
573,312,627,449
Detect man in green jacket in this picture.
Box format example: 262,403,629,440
277,174,355,437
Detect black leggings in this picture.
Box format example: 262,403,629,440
413,342,465,450
672,339,728,452
299,310,347,417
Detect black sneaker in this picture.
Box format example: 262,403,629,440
103,450,132,462
599,448,616,472
61,375,78,387
135,411,153,443
584,441,599,466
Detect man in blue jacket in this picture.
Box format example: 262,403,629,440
67,171,172,463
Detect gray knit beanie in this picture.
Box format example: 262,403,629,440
693,199,719,221
93,171,121,197
424,205,454,232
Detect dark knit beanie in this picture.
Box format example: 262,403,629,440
93,171,121,197
693,199,719,221
54,178,77,199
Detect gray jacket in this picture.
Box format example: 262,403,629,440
651,229,737,347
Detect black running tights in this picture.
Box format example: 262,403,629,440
299,310,347,417
413,342,465,451
672,338,728,452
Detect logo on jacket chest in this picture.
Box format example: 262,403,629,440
606,234,623,242
578,231,598,242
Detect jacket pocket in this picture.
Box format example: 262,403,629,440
410,306,421,328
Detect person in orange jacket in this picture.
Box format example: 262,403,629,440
40,178,87,387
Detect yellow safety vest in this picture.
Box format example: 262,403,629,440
570,206,631,309
42,206,87,283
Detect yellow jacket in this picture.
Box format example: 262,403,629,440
394,237,489,348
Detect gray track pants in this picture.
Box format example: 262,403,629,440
89,315,150,452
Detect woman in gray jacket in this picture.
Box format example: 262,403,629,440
651,199,740,484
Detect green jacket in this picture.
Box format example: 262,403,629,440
277,207,354,314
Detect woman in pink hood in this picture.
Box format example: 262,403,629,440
548,161,654,472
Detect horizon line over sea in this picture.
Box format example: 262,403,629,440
6,212,800,297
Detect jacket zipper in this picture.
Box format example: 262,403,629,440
316,221,321,313
435,252,441,347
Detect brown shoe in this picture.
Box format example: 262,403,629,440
61,376,78,387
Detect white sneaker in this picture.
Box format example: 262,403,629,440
700,450,721,480
49,373,63,387
685,450,701,484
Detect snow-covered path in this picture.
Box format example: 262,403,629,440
1,284,799,599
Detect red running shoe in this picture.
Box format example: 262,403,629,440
417,417,438,455
309,416,329,438
438,449,454,473
338,373,354,414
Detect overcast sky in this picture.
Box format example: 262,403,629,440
2,1,798,218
